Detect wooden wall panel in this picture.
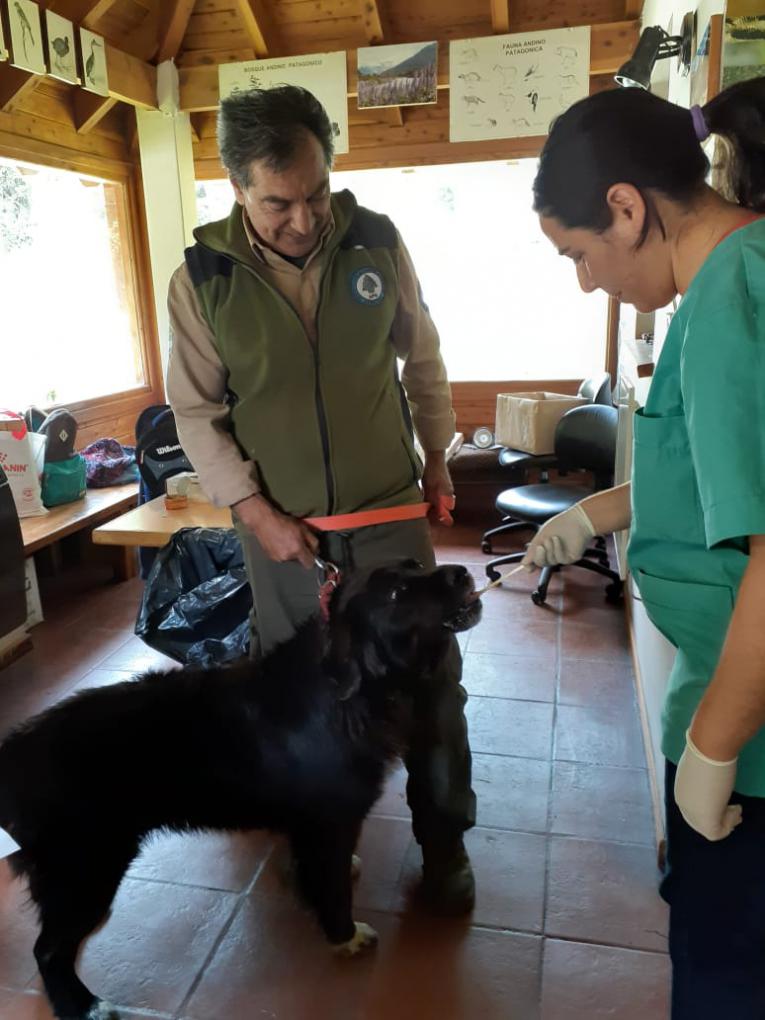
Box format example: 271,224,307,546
451,380,581,439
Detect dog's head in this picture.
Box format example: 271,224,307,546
324,560,482,699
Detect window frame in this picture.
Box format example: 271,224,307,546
0,137,164,449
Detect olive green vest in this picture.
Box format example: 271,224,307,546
185,190,421,517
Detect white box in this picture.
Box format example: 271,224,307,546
24,556,43,628
495,391,588,455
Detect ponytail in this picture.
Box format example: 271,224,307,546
533,76,765,230
703,77,765,212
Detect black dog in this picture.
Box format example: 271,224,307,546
0,561,481,1020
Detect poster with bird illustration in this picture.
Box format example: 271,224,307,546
8,0,45,75
79,27,108,97
449,26,590,142
46,11,78,85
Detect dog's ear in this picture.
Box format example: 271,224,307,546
324,618,362,701
324,619,388,701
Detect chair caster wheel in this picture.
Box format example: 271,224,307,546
481,540,493,554
487,568,500,582
531,589,546,607
605,581,623,604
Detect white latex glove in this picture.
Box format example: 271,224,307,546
521,503,596,569
0,826,19,859
674,730,742,841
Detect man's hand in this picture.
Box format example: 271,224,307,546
521,503,596,569
422,450,455,526
674,730,742,841
233,494,318,569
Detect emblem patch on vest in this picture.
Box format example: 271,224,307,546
350,268,384,305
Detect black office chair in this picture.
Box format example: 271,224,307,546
481,372,613,554
483,403,623,607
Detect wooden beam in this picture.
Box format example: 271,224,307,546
233,0,281,58
180,21,639,111
0,65,39,114
104,43,157,109
82,0,122,29
73,89,117,133
360,0,392,45
157,0,197,64
624,0,643,18
490,0,511,34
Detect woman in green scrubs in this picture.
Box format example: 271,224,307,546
524,78,765,1018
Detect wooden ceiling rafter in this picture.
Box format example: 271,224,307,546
624,0,643,18
73,90,118,133
157,0,197,64
81,0,122,30
233,0,282,59
490,0,511,34
361,0,392,46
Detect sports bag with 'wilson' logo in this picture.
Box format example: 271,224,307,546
134,404,194,577
134,404,194,503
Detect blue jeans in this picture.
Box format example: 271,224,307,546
662,761,765,1018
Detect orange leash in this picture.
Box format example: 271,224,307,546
305,494,455,531
305,502,429,532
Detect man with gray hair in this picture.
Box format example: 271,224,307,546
166,85,475,914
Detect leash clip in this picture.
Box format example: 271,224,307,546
315,557,341,621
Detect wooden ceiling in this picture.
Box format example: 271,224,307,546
0,0,641,171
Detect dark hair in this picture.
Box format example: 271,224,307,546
217,85,335,185
533,77,765,243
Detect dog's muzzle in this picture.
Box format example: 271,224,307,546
442,573,483,633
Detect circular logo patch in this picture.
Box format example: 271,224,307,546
350,268,385,305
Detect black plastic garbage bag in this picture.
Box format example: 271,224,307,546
135,527,251,667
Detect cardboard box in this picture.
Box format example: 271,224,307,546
495,391,588,455
24,556,43,628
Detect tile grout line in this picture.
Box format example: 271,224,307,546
539,575,565,1005
172,847,275,1019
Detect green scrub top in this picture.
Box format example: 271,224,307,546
628,217,765,796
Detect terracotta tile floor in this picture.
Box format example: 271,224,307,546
0,524,670,1018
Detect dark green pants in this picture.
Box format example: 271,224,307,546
236,517,476,843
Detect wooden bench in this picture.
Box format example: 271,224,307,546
20,482,140,583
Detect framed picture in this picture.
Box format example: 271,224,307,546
80,28,109,96
722,10,765,88
690,14,723,107
357,41,438,109
8,0,46,75
449,26,590,143
0,14,8,61
46,11,78,85
219,51,349,154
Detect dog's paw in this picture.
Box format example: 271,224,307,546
84,1001,121,1020
332,921,378,957
351,853,362,880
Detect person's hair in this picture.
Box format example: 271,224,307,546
217,85,335,185
533,77,765,245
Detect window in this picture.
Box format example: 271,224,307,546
195,159,608,382
0,157,146,409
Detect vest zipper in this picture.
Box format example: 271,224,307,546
208,246,337,517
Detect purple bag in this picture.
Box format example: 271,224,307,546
80,438,139,488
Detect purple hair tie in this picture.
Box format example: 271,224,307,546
690,104,710,142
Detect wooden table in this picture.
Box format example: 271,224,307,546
21,482,140,582
21,482,140,555
92,495,231,548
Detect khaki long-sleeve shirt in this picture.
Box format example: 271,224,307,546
167,204,455,508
